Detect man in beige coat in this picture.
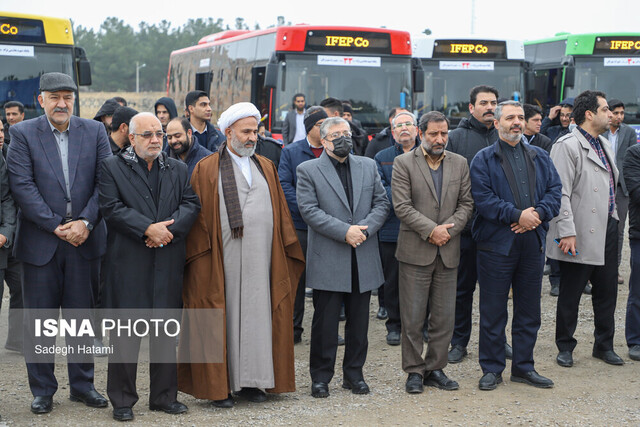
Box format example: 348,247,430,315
392,111,473,394
547,90,624,368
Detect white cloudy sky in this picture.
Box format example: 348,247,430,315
5,0,640,41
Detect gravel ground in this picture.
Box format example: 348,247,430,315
0,243,639,426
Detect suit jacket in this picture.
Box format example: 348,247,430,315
392,149,473,268
604,123,637,196
282,110,300,145
0,155,16,269
547,127,619,265
296,152,389,292
7,115,111,266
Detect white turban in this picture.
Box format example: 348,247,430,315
217,102,261,133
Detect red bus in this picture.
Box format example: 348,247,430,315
168,25,421,136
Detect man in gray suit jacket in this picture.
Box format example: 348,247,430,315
297,117,389,399
603,99,638,282
282,93,306,144
392,111,473,394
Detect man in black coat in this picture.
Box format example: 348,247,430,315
98,112,200,421
523,104,553,153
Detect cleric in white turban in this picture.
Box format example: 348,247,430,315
178,101,305,406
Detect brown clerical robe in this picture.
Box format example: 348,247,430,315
177,152,305,401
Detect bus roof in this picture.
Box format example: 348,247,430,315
525,32,640,55
412,36,525,60
171,24,412,56
0,11,74,45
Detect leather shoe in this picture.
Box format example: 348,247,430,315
556,351,573,367
342,378,370,394
424,369,459,391
69,389,108,408
505,343,513,360
386,330,400,346
311,382,329,398
583,283,592,294
293,333,302,344
511,370,554,388
376,307,388,320
337,334,345,346
149,400,188,414
112,407,133,421
448,344,467,363
212,394,234,408
339,305,346,321
629,345,640,361
550,282,559,297
593,349,624,365
31,396,53,414
235,387,267,403
405,373,424,394
478,373,502,391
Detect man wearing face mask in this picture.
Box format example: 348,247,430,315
297,117,389,398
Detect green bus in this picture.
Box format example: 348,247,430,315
525,33,640,138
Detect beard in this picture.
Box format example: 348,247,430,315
500,124,523,143
170,139,190,156
230,135,256,157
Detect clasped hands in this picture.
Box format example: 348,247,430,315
345,225,368,248
510,207,541,234
429,223,454,247
54,220,89,247
145,219,175,248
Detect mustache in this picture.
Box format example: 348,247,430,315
510,125,522,131
53,107,69,113
483,111,494,116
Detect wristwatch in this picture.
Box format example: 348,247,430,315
80,219,93,231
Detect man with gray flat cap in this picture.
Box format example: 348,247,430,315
7,72,112,415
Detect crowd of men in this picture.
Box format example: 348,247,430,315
0,73,639,421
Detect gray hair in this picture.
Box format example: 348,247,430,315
320,116,349,140
304,105,325,120
495,101,523,121
391,111,417,128
129,112,161,135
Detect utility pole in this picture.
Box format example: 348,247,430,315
136,61,146,93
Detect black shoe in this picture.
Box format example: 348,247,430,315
405,373,424,394
376,307,388,320
339,306,346,321
478,373,502,391
583,283,592,294
556,351,573,367
337,334,345,346
113,407,134,421
149,400,187,414
505,343,513,360
212,394,234,408
424,369,459,391
235,387,267,403
293,333,302,344
511,370,554,388
448,345,467,363
543,264,551,275
31,396,53,414
69,389,108,408
422,328,429,343
386,331,400,346
592,349,624,365
342,378,370,394
550,283,559,297
629,345,640,361
311,382,329,398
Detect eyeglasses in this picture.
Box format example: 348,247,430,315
326,131,352,140
133,131,165,140
393,122,415,129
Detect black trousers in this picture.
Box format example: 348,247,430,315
107,333,177,409
293,229,308,339
309,254,371,384
451,233,477,347
556,217,619,352
0,254,23,350
379,241,400,333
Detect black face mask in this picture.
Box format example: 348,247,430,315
331,136,353,157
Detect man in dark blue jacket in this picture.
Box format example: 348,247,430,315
278,106,328,343
374,111,419,346
470,101,561,391
165,117,212,177
185,91,225,152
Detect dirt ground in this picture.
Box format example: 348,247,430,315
0,241,639,426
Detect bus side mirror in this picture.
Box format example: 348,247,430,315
75,47,92,86
412,58,424,93
563,66,575,89
264,62,278,88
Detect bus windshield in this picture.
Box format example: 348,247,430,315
273,54,412,133
564,57,640,124
0,46,75,119
415,61,524,125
